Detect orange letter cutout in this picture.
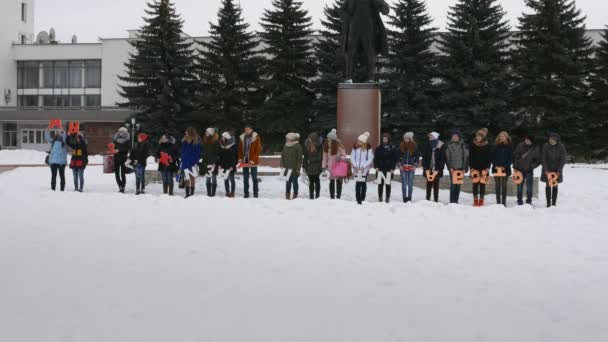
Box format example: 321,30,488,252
512,170,524,185
451,170,464,185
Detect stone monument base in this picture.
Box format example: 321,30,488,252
337,83,381,149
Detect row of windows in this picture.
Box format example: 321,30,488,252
17,60,101,90
2,124,18,147
17,95,101,108
21,129,47,145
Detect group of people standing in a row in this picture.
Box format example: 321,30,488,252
45,124,567,208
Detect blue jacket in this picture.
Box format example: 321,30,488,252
492,144,514,176
46,131,68,165
180,139,202,170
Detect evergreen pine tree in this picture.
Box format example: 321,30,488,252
384,0,437,134
438,0,511,135
118,0,197,138
513,0,593,149
197,0,263,131
259,0,317,144
589,27,608,156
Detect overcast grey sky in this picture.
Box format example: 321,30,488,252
35,0,608,43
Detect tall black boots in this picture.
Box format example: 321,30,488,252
185,186,195,198
546,186,558,208
206,183,218,197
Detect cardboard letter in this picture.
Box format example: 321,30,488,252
494,166,507,177
279,168,293,181
68,121,80,135
451,170,464,185
512,170,524,185
547,172,559,188
374,171,392,185
48,119,61,129
354,170,367,183
471,169,481,184
480,169,491,185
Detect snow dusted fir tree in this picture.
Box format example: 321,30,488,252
383,0,438,134
513,0,593,149
259,0,317,142
588,27,608,156
197,0,264,130
312,1,345,131
438,0,512,135
119,0,197,138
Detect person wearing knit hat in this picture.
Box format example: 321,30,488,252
323,131,347,199
513,133,541,205
399,132,420,203
202,128,220,197
421,131,445,202
218,132,238,198
469,128,491,207
492,131,514,207
112,127,132,193
130,131,151,195
281,132,303,200
375,133,399,203
351,131,374,205
156,134,179,196
541,132,567,208
445,129,469,204
303,132,324,199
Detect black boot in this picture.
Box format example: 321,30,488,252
206,183,212,197
517,192,524,205
211,184,217,197
526,195,533,205
378,185,384,202
546,187,552,208
552,186,558,206
51,182,56,191
168,183,174,196
190,187,195,197
163,183,168,194
60,183,65,192
385,186,391,203
185,187,191,198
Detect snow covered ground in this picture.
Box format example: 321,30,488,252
1,163,607,342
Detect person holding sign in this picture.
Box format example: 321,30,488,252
181,127,202,198
201,128,221,197
112,127,131,193
303,132,324,200
323,129,347,200
281,133,303,200
66,132,88,192
130,133,151,195
513,134,541,205
421,132,445,202
469,128,491,207
398,132,419,203
374,133,398,203
491,131,514,207
541,133,567,207
156,134,179,196
45,128,68,191
218,132,238,198
238,125,263,199
445,131,469,204
351,132,374,205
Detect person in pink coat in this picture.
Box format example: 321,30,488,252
322,129,347,199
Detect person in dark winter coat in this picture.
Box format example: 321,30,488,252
375,133,399,203
541,133,567,208
181,127,202,198
201,128,220,197
66,132,89,192
513,134,541,205
303,132,324,199
469,128,491,207
46,130,68,191
130,133,151,195
218,132,238,198
421,132,445,202
445,130,469,204
491,131,514,206
398,132,420,203
112,127,131,193
156,134,179,196
281,133,303,200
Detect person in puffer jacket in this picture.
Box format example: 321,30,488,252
218,132,238,198
491,131,514,207
421,132,445,202
303,132,324,200
281,132,303,200
444,130,469,204
374,133,399,203
513,134,541,205
46,129,68,191
323,129,347,199
469,128,491,207
112,127,131,193
351,132,374,205
130,132,151,195
156,134,179,196
398,132,420,203
66,132,89,192
181,127,202,198
541,132,567,208
201,127,220,197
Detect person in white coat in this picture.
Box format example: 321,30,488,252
351,132,374,204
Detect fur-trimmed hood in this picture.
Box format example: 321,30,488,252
240,132,259,142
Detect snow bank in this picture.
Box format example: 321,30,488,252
0,165,607,342
0,149,104,165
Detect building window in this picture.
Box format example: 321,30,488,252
2,124,18,147
17,61,40,89
42,61,54,88
21,128,47,145
85,61,101,88
18,95,38,107
69,61,84,88
21,3,27,22
85,95,101,107
53,61,69,88
43,95,70,108
21,34,27,44
70,95,82,107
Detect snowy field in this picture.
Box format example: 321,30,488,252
1,162,607,342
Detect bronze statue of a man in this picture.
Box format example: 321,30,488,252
341,0,390,83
